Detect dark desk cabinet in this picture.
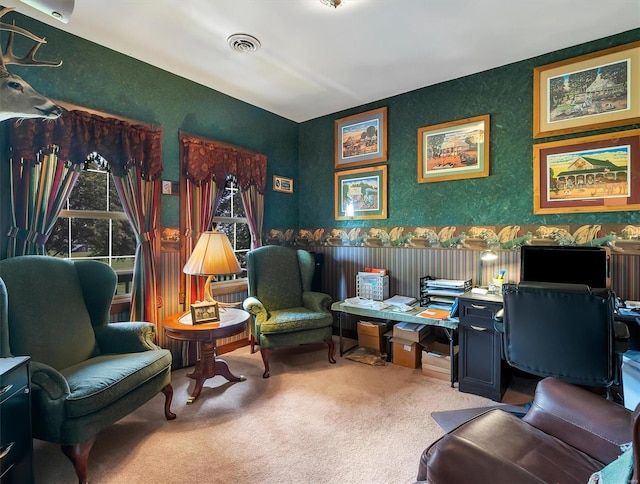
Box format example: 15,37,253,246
458,295,509,402
1,357,33,484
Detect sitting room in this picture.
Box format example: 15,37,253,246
1,1,640,483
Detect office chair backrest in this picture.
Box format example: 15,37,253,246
501,282,615,387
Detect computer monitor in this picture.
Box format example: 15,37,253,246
519,245,611,290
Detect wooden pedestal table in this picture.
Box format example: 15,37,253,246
163,308,250,404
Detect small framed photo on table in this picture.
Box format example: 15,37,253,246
190,301,220,324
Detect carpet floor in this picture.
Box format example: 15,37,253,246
32,340,537,484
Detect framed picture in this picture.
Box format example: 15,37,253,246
335,165,387,220
190,301,220,324
533,41,640,138
335,107,387,169
533,128,640,214
161,180,179,195
273,175,293,193
417,114,490,183
160,227,181,252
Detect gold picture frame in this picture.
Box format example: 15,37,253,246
417,114,490,183
335,165,387,220
335,107,388,169
273,175,293,193
190,301,220,324
533,128,640,214
533,41,640,138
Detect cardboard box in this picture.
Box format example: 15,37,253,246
421,341,459,381
357,321,390,353
393,322,430,343
390,337,422,368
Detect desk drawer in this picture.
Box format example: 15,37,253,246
459,299,501,329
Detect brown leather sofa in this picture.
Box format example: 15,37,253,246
417,377,639,484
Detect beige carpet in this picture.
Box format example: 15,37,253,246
33,340,536,484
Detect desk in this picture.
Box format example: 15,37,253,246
331,301,458,386
163,308,249,404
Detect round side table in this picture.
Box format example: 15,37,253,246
163,307,250,404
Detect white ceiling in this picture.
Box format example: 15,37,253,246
4,0,640,122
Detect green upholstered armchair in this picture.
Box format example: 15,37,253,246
243,246,335,378
0,256,175,484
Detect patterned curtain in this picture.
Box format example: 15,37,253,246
240,184,264,249
183,178,224,304
7,109,163,327
7,151,83,257
110,164,162,326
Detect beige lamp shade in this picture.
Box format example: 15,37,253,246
183,230,241,276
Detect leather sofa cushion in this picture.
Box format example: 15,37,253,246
419,408,604,484
61,349,172,418
259,307,333,334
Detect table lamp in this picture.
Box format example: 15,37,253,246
183,230,241,306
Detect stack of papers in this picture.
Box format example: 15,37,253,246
384,295,417,306
342,297,389,311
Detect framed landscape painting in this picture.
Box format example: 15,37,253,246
335,107,388,169
533,128,640,214
533,41,640,138
417,114,490,183
335,165,387,220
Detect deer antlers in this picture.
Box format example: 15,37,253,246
0,6,62,74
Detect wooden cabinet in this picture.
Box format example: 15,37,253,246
458,295,509,402
0,357,33,484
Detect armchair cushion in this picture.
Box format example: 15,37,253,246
260,306,333,334
61,350,172,418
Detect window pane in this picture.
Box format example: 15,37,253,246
69,170,107,211
47,217,70,257
70,218,109,257
112,220,136,256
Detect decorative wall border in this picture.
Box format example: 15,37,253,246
265,223,640,254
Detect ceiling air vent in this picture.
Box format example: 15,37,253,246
227,34,261,54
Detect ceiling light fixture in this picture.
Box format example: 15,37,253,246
320,0,343,8
20,0,74,23
227,34,261,54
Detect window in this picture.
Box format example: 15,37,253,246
47,160,136,294
213,177,250,271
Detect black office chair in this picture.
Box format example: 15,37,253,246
494,282,628,391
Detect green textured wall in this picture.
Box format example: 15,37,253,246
298,29,640,230
0,11,299,258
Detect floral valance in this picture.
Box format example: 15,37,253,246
180,132,267,193
9,109,163,179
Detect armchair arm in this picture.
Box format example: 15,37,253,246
243,297,269,321
523,377,632,464
94,322,160,354
302,291,332,313
29,361,71,442
30,361,70,400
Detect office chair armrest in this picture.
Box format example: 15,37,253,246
30,361,70,400
303,291,332,312
243,296,270,323
94,322,159,353
493,308,504,332
614,320,631,355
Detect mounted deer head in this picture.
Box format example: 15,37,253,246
0,6,62,122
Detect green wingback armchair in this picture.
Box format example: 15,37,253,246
243,246,335,378
0,256,175,484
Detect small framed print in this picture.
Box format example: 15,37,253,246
273,175,293,193
335,165,387,220
190,301,220,324
417,114,490,183
335,107,388,169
